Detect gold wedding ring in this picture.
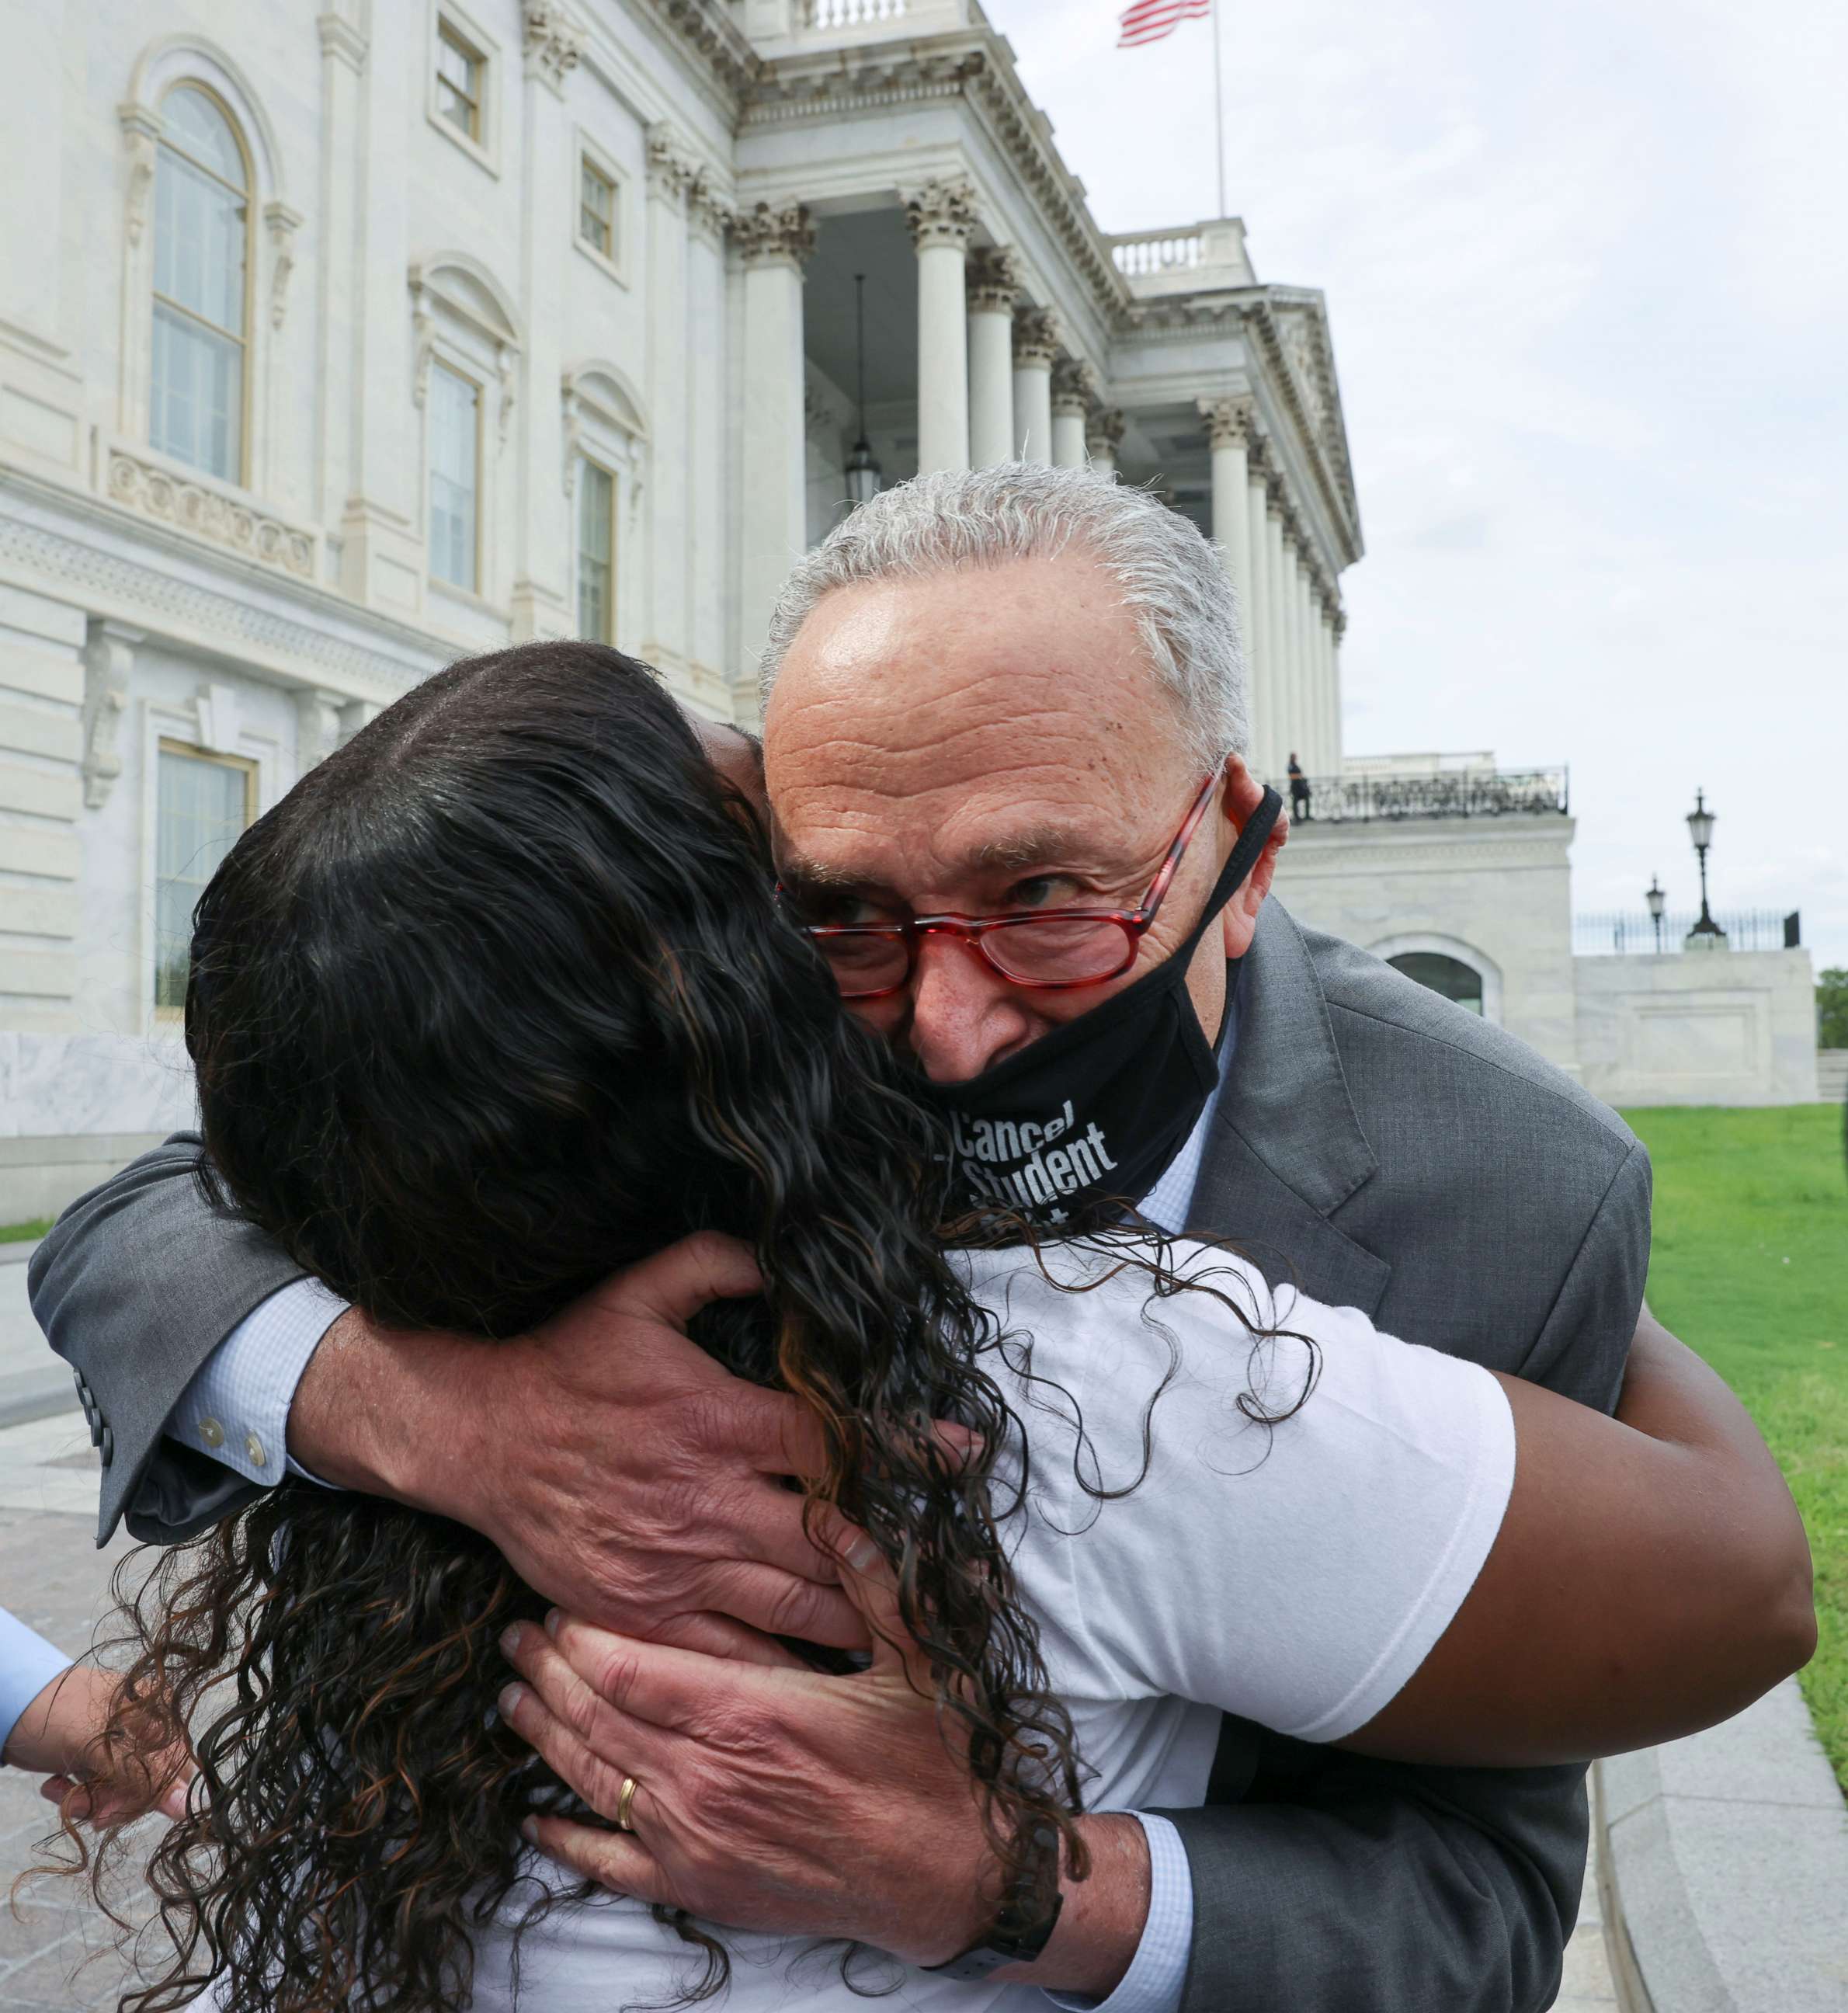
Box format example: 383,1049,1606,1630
616,1774,641,1833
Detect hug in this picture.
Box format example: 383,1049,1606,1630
29,464,1812,2013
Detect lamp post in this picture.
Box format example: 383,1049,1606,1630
1683,789,1727,950
1645,875,1666,953
843,273,881,508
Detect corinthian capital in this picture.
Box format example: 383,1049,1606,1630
1199,395,1256,450
1087,406,1127,455
1012,306,1061,369
735,201,817,269
647,127,697,201
1051,356,1099,418
966,245,1020,314
522,1,585,90
904,178,979,253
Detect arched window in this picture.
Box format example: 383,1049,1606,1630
1389,951,1485,1015
151,85,249,482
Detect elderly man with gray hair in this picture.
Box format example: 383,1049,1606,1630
36,464,1721,2011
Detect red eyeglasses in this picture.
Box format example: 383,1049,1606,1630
789,773,1221,1000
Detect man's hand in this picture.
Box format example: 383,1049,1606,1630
289,1233,863,1665
4,1665,193,1824
495,1553,1152,1994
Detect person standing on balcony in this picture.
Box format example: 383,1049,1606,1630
1288,749,1312,820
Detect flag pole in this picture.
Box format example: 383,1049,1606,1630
1211,1,1227,217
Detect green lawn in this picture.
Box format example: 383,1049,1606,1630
0,1217,51,1243
1622,1104,1848,1789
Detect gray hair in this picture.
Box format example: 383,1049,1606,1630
759,462,1247,769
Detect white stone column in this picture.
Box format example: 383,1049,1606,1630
1288,540,1311,782
1050,358,1096,469
687,179,732,694
509,18,586,641
1012,308,1058,464
1266,497,1294,781
735,202,817,669
1245,455,1273,777
1200,398,1254,742
966,248,1018,468
1329,607,1346,769
1086,407,1125,479
639,129,696,664
906,180,976,475
311,6,366,523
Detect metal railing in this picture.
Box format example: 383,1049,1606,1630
1280,767,1570,823
1573,909,1801,956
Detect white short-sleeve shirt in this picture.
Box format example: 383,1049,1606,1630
464,1236,1516,2013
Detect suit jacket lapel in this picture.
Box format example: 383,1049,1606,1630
1187,900,1392,1319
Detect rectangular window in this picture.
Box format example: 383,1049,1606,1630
155,742,255,1015
436,20,484,141
577,458,615,643
579,158,616,262
428,361,479,592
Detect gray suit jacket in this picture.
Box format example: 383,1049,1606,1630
29,898,1649,2013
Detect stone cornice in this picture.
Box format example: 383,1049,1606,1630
629,0,760,103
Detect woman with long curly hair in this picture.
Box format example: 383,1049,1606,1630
71,641,1805,2013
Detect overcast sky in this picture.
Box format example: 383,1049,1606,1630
988,0,1848,968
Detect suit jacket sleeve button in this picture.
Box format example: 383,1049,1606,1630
100,1426,113,1467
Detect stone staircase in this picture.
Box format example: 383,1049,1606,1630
1819,1050,1848,1104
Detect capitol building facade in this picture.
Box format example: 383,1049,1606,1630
0,0,1815,1219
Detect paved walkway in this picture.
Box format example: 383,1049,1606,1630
0,1386,1620,2010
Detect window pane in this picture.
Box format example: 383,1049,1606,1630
577,460,614,641
436,26,481,137
155,748,251,1012
154,150,245,335
429,363,479,592
151,301,243,482
163,87,245,187
580,162,613,258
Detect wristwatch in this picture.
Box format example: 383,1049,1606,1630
925,1819,1065,1982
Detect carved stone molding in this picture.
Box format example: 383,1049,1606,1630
1050,356,1099,418
688,171,734,243
966,245,1020,315
0,510,434,695
734,201,816,269
904,177,978,253
1012,306,1060,369
265,203,302,331
1086,406,1127,455
523,2,587,90
496,344,518,452
634,0,759,104
1199,395,1255,450
646,125,698,202
107,449,315,578
81,619,139,811
119,103,161,249
317,6,370,70
294,688,343,772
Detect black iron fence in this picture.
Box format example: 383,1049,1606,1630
1573,909,1801,956
1281,767,1570,822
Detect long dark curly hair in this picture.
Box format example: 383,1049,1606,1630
75,642,1086,2012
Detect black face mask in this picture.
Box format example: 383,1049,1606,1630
926,787,1283,1229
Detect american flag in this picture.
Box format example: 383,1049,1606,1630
1117,0,1212,48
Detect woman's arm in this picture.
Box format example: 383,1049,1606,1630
1345,1302,1815,1765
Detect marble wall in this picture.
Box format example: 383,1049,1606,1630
1575,949,1819,1108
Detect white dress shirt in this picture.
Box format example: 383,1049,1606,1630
165,1005,1242,2013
